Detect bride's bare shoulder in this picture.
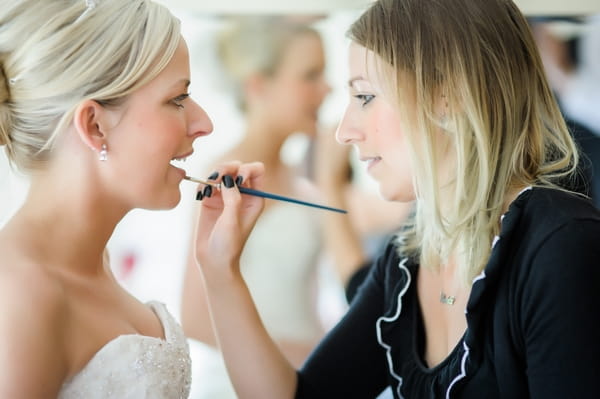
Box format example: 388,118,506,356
0,239,68,334
0,241,68,397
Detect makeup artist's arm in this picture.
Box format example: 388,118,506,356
181,214,219,348
182,179,319,368
193,161,298,399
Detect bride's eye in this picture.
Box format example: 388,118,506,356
171,93,191,109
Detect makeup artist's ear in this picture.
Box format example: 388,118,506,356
72,99,109,153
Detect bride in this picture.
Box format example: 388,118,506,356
0,0,213,397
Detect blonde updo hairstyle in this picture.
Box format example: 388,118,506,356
349,0,578,283
0,0,181,173
216,16,320,112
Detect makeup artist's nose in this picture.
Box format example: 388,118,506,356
336,106,364,145
188,100,213,138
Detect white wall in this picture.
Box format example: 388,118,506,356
157,0,600,15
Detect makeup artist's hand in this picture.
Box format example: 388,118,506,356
193,161,265,277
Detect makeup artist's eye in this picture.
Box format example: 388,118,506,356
171,93,191,108
304,68,322,82
354,94,375,107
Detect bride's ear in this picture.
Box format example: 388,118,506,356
72,99,109,154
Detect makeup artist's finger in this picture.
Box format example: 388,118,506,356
210,160,243,183
221,165,264,217
235,162,265,190
219,174,243,215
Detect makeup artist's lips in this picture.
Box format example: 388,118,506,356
360,156,382,171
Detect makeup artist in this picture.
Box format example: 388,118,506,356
0,1,213,397
191,0,600,398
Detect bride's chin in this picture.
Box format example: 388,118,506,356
164,191,182,209
147,189,181,211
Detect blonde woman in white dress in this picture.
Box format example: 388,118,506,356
0,1,214,397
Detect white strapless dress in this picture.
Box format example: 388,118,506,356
59,301,191,399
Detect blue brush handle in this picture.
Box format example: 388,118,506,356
238,186,347,214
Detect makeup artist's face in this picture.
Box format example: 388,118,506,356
263,32,330,137
104,37,213,210
336,42,415,202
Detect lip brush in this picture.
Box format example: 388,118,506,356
183,175,347,214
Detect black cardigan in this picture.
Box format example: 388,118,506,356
296,187,600,398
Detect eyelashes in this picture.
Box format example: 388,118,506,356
354,94,375,107
172,93,191,108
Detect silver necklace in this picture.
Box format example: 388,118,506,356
440,292,456,305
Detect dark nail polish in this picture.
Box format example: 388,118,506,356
223,175,234,188
207,171,219,180
196,191,204,201
203,185,213,198
235,175,243,186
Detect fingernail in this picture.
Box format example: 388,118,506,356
203,185,213,198
207,171,219,180
223,175,234,188
235,175,244,186
196,191,204,201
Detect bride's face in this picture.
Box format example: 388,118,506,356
100,38,213,210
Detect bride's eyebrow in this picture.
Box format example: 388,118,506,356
169,79,191,90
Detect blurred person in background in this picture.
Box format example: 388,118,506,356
531,15,600,206
180,15,332,399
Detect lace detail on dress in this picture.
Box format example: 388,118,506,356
58,301,191,399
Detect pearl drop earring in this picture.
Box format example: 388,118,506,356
99,144,108,162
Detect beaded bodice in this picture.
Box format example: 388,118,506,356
58,301,191,399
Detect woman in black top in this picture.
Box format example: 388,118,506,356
191,0,600,397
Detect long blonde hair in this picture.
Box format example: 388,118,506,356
349,0,578,283
0,0,180,173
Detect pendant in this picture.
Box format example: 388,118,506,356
440,292,456,305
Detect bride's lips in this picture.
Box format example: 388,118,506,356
170,150,194,177
172,149,194,161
